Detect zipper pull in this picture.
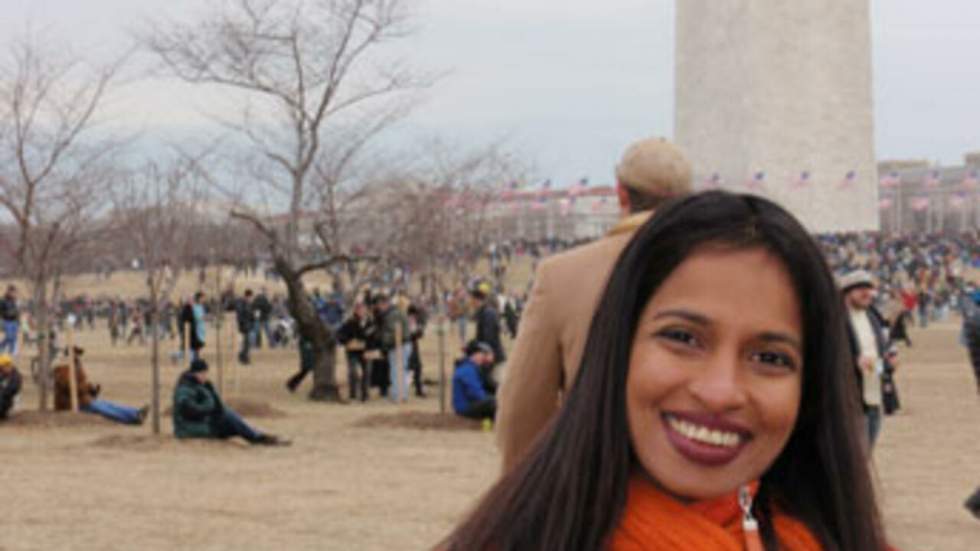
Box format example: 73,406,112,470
739,485,764,551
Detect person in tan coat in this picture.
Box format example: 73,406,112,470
53,347,148,425
495,138,693,472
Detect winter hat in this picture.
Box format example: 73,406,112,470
0,354,11,369
189,358,209,373
464,340,493,357
838,270,875,294
615,138,693,197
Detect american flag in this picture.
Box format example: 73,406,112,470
536,179,552,199
793,170,811,188
702,172,723,190
569,177,589,197
879,171,900,188
838,170,857,189
924,170,941,188
962,169,979,189
878,198,894,210
909,196,931,211
558,198,573,216
949,192,968,210
745,171,766,191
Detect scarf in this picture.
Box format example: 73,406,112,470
609,476,822,551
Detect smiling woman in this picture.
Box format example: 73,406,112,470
442,191,889,551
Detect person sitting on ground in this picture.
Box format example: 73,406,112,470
452,341,497,421
0,353,22,420
53,347,148,425
173,358,288,446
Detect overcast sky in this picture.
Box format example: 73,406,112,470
2,0,978,187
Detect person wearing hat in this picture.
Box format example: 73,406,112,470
841,269,898,450
0,353,22,420
173,358,288,446
495,137,692,472
452,341,497,420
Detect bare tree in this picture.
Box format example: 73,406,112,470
111,159,206,433
0,33,124,410
142,0,430,401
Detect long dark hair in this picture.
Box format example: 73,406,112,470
444,191,886,550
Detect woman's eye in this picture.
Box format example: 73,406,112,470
658,329,699,347
753,351,796,370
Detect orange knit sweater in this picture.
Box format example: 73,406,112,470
609,476,822,551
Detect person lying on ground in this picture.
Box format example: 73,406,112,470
53,347,148,425
452,341,497,421
173,358,289,446
0,353,22,420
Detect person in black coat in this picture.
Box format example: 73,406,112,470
337,303,371,401
236,289,255,365
961,289,980,393
407,303,427,398
470,289,505,366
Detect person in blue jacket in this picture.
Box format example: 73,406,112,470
453,340,497,420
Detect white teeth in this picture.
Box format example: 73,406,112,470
667,416,742,448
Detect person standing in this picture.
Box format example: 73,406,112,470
470,288,505,367
495,138,693,472
337,302,371,401
447,287,469,346
406,303,427,398
0,285,20,355
252,288,274,349
236,289,255,365
189,292,207,362
376,294,410,402
842,270,898,450
961,288,980,394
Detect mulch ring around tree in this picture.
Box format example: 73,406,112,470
354,411,484,432
162,397,288,419
3,410,115,428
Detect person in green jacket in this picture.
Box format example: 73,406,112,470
172,358,288,446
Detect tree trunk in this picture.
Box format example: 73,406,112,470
274,256,343,403
149,287,161,435
34,280,52,411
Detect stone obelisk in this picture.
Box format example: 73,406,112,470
675,1,878,232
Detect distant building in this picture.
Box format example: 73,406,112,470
877,153,980,234
481,186,620,241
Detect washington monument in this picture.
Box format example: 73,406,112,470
675,1,878,232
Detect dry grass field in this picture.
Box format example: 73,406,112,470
2,296,979,549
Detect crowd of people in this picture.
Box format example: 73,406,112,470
1,134,979,547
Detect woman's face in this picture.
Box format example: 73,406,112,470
626,246,803,501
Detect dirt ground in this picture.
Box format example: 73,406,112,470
1,317,979,550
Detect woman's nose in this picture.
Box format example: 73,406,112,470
687,351,748,413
